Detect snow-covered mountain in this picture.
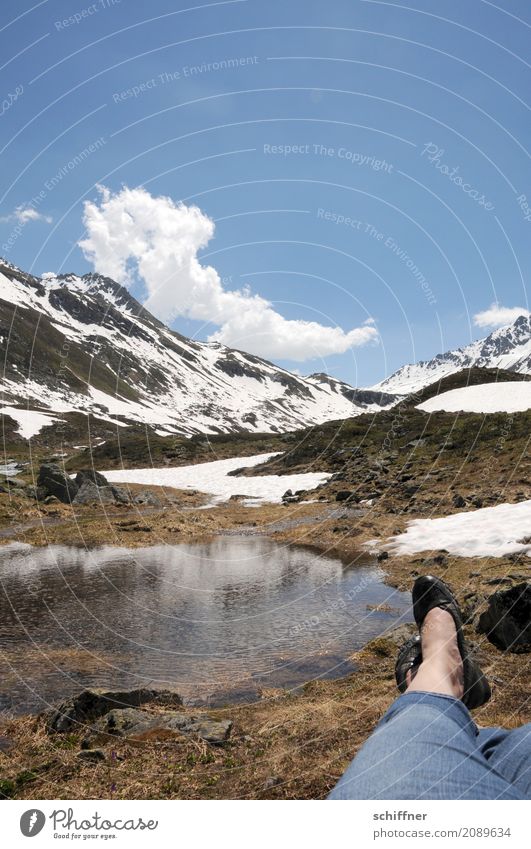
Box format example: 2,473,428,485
0,259,397,439
373,315,531,394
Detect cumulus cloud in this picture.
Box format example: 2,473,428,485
0,205,52,225
78,185,378,361
473,303,529,329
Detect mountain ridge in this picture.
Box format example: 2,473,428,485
373,314,531,394
0,259,398,441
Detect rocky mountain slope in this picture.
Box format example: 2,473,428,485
0,259,398,442
374,314,531,394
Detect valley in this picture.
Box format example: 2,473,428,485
0,261,530,800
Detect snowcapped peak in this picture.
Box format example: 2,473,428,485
374,314,531,393
496,312,530,340
41,272,85,290
1,259,386,437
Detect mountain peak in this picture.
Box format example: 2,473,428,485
374,313,531,394
0,260,385,439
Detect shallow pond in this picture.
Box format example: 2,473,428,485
0,538,412,714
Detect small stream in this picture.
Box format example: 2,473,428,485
0,537,413,714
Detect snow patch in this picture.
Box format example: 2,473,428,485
0,406,64,439
417,381,531,414
381,500,531,558
102,452,330,504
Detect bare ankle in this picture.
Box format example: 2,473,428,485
407,607,464,699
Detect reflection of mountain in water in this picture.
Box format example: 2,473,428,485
0,539,412,714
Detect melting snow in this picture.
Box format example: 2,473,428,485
0,406,64,439
417,381,531,414
382,500,531,558
0,462,21,477
102,452,331,504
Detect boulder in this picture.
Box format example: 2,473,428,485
46,687,183,733
478,583,531,652
71,471,131,505
452,494,467,508
86,707,232,746
110,485,130,504
37,463,79,503
73,481,116,505
75,469,110,488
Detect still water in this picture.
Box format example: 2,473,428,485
0,538,412,714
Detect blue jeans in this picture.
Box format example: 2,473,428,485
328,692,531,799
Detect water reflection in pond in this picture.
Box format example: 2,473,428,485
0,538,412,714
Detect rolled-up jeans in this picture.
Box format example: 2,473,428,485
328,691,531,799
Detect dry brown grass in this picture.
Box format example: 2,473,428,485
1,623,528,800
1,492,325,549
0,486,529,799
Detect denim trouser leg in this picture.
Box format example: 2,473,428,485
477,725,531,797
328,692,530,799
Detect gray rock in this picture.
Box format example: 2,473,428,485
453,494,467,508
37,462,79,503
73,481,116,504
478,583,531,653
47,687,183,733
110,485,130,504
90,707,232,745
134,490,161,507
164,714,233,745
75,469,110,488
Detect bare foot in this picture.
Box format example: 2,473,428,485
407,607,464,699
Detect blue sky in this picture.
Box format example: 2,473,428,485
1,0,530,386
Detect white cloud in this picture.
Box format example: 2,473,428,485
473,303,529,329
0,205,52,225
79,185,378,362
